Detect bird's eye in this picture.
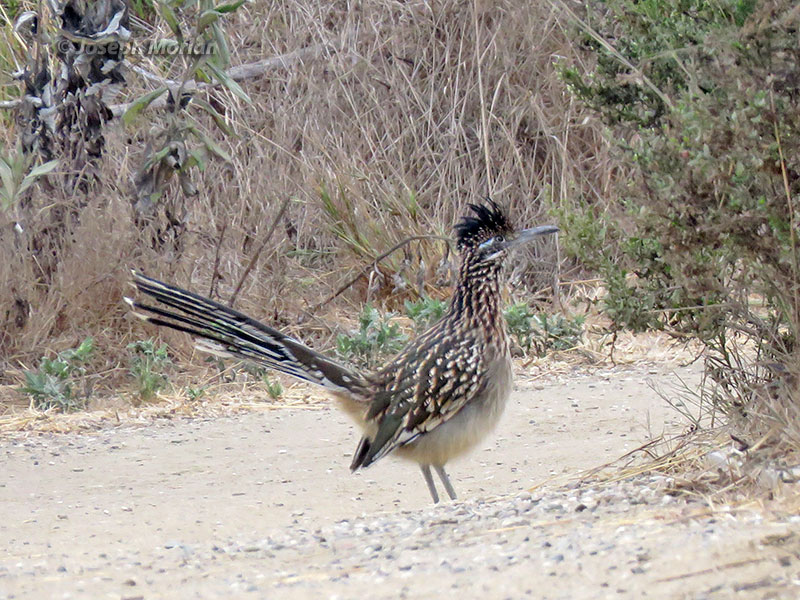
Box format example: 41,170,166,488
495,235,504,243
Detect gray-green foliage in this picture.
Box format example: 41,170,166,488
504,302,584,356
235,363,284,400
504,302,537,353
558,0,778,337
263,376,283,400
127,339,172,401
128,0,249,211
530,313,585,353
336,300,582,367
0,144,59,211
185,385,207,401
336,304,408,369
404,296,447,331
21,338,95,411
561,0,798,441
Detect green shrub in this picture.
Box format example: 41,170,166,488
404,296,447,331
561,0,799,445
504,302,584,356
531,313,585,353
127,339,172,401
130,0,156,20
263,376,283,400
21,338,95,411
0,143,59,211
504,302,537,353
336,304,408,369
185,385,207,401
233,363,283,400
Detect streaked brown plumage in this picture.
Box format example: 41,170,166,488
126,199,558,503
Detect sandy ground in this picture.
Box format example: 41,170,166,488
1,362,798,599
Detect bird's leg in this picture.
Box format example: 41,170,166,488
420,464,440,503
434,465,458,501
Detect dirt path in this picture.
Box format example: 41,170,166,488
1,363,797,599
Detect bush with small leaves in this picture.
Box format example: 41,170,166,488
504,303,584,356
562,0,800,447
531,313,585,354
336,304,408,369
21,338,94,411
127,339,172,401
404,296,447,331
504,302,537,354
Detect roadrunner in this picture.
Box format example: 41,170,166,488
126,200,558,503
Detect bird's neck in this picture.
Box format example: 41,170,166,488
450,258,506,333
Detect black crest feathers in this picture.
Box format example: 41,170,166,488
454,198,512,249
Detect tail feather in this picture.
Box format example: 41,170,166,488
126,271,367,394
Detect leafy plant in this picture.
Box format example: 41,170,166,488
185,385,207,401
336,304,408,368
233,362,283,399
504,302,584,356
560,0,757,127
318,183,375,258
130,0,157,20
127,339,172,401
128,0,250,213
0,144,59,211
263,375,283,400
559,0,768,337
504,302,537,353
531,313,585,354
21,338,95,411
404,296,447,331
549,201,615,272
562,0,800,446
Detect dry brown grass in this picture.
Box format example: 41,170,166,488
1,0,616,404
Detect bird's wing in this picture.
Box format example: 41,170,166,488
350,327,487,469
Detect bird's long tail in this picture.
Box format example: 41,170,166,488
125,271,368,394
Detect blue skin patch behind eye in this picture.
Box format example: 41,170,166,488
478,235,504,250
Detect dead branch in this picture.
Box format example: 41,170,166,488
110,44,333,117
225,45,331,80
228,196,292,308
308,235,453,313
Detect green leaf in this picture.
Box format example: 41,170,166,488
205,60,251,104
193,66,212,84
158,1,183,42
210,22,230,67
214,0,246,13
187,125,233,162
180,148,207,172
25,159,60,180
196,9,221,33
143,143,176,171
123,87,168,126
196,0,246,34
192,98,234,135
17,159,60,196
0,158,15,208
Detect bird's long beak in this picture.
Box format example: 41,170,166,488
505,225,559,249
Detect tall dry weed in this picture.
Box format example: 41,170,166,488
1,1,612,399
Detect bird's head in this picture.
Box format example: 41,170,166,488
454,199,559,266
